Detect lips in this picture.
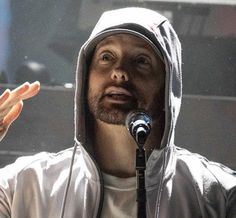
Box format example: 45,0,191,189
104,86,133,103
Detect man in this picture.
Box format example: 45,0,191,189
0,7,236,218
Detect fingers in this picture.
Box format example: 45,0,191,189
0,82,40,141
22,81,41,100
11,81,40,100
3,101,24,128
10,82,31,96
0,89,10,106
0,81,40,130
0,81,40,110
9,81,40,101
0,101,23,136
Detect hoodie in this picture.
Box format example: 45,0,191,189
0,7,236,218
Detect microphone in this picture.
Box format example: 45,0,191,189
125,110,152,147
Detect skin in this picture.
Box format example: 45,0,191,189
87,34,165,177
0,81,40,140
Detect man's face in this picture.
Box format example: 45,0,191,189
87,33,165,125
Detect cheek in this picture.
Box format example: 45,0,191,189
87,71,98,100
136,77,164,108
87,70,109,103
137,77,162,95
88,70,101,91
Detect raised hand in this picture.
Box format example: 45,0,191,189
0,81,40,141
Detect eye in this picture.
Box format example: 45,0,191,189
99,52,114,63
135,55,151,66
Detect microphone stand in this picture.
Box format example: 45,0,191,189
125,110,152,218
136,144,146,218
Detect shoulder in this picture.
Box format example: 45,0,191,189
173,146,236,194
173,146,236,215
0,146,82,181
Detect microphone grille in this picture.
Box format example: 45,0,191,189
125,110,152,146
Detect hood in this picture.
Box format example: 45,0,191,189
74,7,182,150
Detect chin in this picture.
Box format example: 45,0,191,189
97,109,127,125
88,98,138,125
94,103,136,125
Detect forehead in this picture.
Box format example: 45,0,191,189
95,33,156,53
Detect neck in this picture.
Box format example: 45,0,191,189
92,116,164,178
93,120,136,177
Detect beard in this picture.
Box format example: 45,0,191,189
87,87,138,125
87,84,138,125
87,82,165,126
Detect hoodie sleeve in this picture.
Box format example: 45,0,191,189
0,163,16,218
0,186,11,218
207,162,236,217
0,152,51,217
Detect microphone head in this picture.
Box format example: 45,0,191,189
125,110,152,146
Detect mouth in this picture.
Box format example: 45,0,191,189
104,86,134,104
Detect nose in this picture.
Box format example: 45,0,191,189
111,69,128,82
